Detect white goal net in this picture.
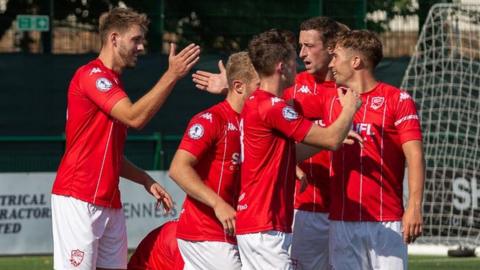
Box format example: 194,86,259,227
401,3,480,247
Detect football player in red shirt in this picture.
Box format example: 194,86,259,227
236,29,361,270
51,7,200,270
168,52,259,270
326,30,425,270
283,17,349,270
128,220,184,270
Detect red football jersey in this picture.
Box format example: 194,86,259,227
128,221,184,270
319,82,422,221
283,71,337,212
176,100,241,244
236,89,313,234
52,59,128,208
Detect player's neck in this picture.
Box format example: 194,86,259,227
259,76,285,97
225,91,243,114
98,47,124,74
348,72,378,94
313,69,333,82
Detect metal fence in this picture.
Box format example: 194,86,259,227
0,0,424,57
0,134,182,172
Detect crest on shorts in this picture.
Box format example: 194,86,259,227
96,77,113,92
188,123,204,139
70,249,84,267
370,96,385,110
282,106,299,121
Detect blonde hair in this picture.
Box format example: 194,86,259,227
99,7,149,45
226,51,257,89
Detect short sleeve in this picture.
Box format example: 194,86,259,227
80,71,127,114
260,98,313,142
178,111,222,159
394,91,423,144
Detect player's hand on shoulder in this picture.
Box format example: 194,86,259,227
192,60,228,94
167,43,201,80
145,180,174,214
337,87,362,112
213,199,236,236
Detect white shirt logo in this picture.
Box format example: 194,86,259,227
370,96,385,110
298,85,311,94
282,106,299,121
271,97,283,106
200,113,213,122
227,122,238,131
89,67,102,75
400,92,412,102
188,124,204,139
96,78,113,92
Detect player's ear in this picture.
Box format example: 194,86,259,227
352,55,362,69
276,62,284,75
111,32,119,47
232,79,244,95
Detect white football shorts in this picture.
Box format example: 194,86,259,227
237,230,293,270
291,210,331,270
177,239,241,270
329,221,407,270
51,194,127,270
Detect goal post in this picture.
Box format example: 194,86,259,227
401,3,480,251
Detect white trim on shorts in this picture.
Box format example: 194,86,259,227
291,210,331,270
51,194,127,270
329,221,407,270
237,230,293,270
177,239,241,270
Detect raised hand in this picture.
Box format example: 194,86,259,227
192,60,228,94
167,43,201,80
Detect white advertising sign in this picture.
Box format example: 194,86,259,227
0,171,185,255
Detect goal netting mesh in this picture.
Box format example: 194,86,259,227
401,3,480,247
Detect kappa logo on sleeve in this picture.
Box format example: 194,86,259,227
199,112,213,122
96,77,113,92
89,67,102,75
400,92,412,102
188,123,204,139
282,106,299,121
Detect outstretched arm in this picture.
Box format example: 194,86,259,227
169,149,236,235
192,60,228,94
120,157,173,213
111,43,201,129
401,140,425,244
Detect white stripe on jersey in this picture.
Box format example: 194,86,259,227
217,128,228,194
380,102,387,220
359,96,370,221
93,121,114,205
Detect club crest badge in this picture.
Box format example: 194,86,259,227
282,106,299,121
370,96,385,110
96,77,113,92
70,249,84,267
188,123,204,139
